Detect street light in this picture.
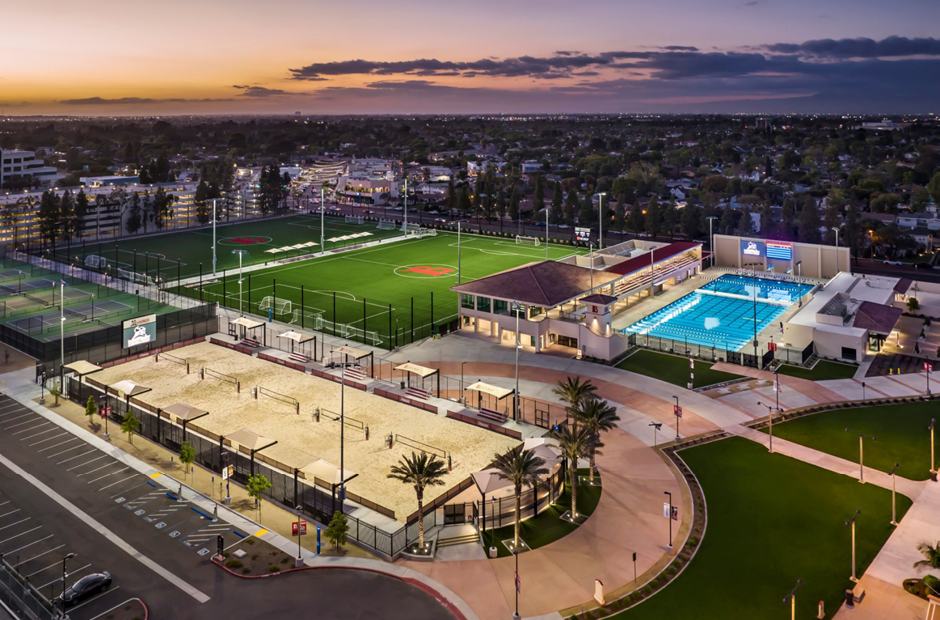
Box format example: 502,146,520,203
706,216,718,267
232,250,248,315
295,504,304,567
795,261,803,306
663,490,674,549
845,428,876,483
845,509,861,582
60,552,76,613
672,395,681,441
757,401,776,453
649,421,662,448
597,192,607,251
889,463,900,525
783,579,802,620
460,360,468,405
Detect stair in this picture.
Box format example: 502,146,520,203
436,533,479,548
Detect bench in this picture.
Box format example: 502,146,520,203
289,352,310,363
478,407,507,424
405,387,431,401
344,366,365,381
240,337,260,348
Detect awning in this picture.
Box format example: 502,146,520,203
225,428,277,453
278,331,315,344
466,381,514,400
522,437,562,463
335,345,370,360
162,402,209,423
64,360,102,376
109,380,151,398
394,362,437,378
232,317,264,329
301,459,357,486
471,468,514,496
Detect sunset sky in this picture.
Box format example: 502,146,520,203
2,0,938,115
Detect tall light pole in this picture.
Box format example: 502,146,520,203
403,178,409,234
846,509,861,582
320,187,325,252
339,365,346,513
672,395,681,441
783,579,802,620
889,463,900,525
460,361,467,404
512,550,521,619
930,419,936,480
845,428,876,483
664,490,674,549
545,206,549,261
649,421,662,448
212,199,217,276
757,401,775,453
60,552,76,613
232,250,247,315
457,220,463,284
706,216,718,268
597,192,606,251
295,504,304,567
512,302,521,421
59,280,66,380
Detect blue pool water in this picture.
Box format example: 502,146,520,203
621,275,812,351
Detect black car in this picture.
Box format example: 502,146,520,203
60,572,111,606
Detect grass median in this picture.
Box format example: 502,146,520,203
616,350,743,389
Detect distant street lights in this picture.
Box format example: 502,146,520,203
889,463,900,525
649,421,663,448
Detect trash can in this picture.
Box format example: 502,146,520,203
489,546,497,558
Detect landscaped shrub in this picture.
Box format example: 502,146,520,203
225,559,243,569
643,585,653,595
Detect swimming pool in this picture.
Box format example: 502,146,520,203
621,275,812,351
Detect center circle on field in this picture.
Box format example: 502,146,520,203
393,263,458,279
218,236,273,246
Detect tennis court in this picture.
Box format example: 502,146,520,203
8,299,134,332
621,274,810,351
48,214,405,283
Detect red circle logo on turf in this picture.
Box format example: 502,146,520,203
402,266,455,277
231,237,268,244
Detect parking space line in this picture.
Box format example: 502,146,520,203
108,481,149,497
0,452,210,603
0,501,9,508
27,431,70,446
4,534,54,556
38,438,80,453
0,526,43,547
10,423,52,436
3,414,39,428
0,402,23,413
86,467,130,485
0,412,31,423
47,444,86,458
144,502,188,522
76,462,121,477
66,454,107,471
0,509,22,520
56,449,97,465
0,517,29,531
99,474,140,492
27,560,66,578
85,596,137,620
67,586,121,614
22,429,63,443
19,544,66,567
37,563,90,590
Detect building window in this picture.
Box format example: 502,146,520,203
511,304,526,319
476,297,491,313
461,294,475,310
529,306,543,318
494,299,508,315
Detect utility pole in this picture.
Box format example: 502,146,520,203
212,199,217,276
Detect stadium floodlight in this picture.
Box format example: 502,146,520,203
232,250,249,315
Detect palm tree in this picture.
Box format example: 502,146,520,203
914,540,940,571
574,398,620,484
492,447,549,550
388,452,448,550
552,377,598,426
552,424,596,521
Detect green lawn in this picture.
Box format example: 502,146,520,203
776,360,859,381
616,350,743,389
613,437,910,620
482,469,602,558
765,401,936,481
187,230,583,347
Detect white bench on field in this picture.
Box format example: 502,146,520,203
478,407,507,424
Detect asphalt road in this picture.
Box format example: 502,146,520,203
0,394,455,620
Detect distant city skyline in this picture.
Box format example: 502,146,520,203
2,0,938,116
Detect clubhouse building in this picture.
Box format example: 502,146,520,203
451,240,703,360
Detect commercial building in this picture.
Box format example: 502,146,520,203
0,148,58,188
712,234,850,279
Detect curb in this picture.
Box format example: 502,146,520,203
211,558,467,620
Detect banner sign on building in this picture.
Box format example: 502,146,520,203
740,240,764,257
122,314,157,348
766,241,793,261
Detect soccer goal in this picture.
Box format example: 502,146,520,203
84,255,107,269
290,308,323,326
408,228,437,239
376,220,397,230
345,215,365,225
259,296,292,315
516,235,541,246
117,267,155,286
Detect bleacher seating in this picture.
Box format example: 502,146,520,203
241,337,260,348
405,386,431,401
478,407,507,424
344,366,365,381
289,351,310,363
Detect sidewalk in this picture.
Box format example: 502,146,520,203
0,366,481,620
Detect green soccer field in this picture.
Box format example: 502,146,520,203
187,230,583,347
49,214,404,283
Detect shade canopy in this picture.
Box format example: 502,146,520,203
232,317,264,329
522,437,562,463
278,331,315,344
109,380,151,398
471,468,514,495
225,428,277,453
162,402,209,423
301,459,357,486
64,360,101,376
394,362,437,378
466,381,514,400
335,345,370,360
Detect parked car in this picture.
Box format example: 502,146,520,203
883,260,903,266
913,262,933,269
59,572,112,607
